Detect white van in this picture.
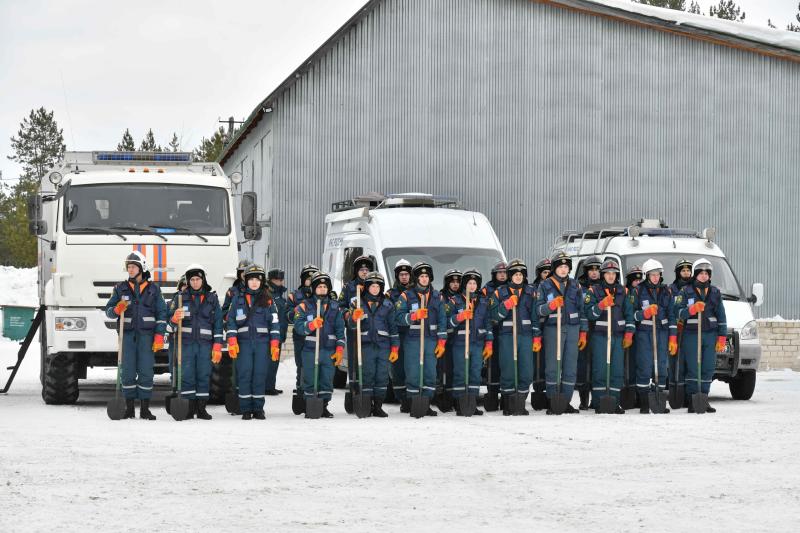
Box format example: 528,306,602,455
550,219,764,401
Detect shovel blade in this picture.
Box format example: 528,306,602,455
225,391,240,415
669,385,685,410
531,391,548,411
106,398,127,420
171,398,191,421
344,391,354,414
595,395,616,414
691,393,710,414
648,389,668,414
483,390,499,412
305,397,324,419
549,393,569,415
619,386,638,410
354,394,372,419
291,390,306,415
410,395,430,419
164,393,176,415
458,394,477,417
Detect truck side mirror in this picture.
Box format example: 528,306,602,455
240,191,262,241
749,282,764,307
26,194,46,235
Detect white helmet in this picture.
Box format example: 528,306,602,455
642,259,663,276
124,251,149,275
394,258,412,279
692,258,713,278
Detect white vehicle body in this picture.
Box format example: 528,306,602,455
551,219,764,400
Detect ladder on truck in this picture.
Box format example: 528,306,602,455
0,305,44,394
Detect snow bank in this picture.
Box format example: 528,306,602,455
0,266,38,307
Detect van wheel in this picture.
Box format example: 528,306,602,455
41,352,79,405
209,357,233,404
333,368,347,389
729,370,756,400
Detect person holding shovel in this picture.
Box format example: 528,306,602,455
293,272,345,418
347,271,399,417
226,264,281,420
481,261,508,410
385,259,414,410
669,258,693,402
104,251,167,420
675,258,727,413
286,263,319,409
265,268,288,396
576,255,602,410
583,259,635,414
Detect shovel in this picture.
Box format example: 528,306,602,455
225,357,240,414
107,307,128,420
171,294,191,421
306,300,325,419
668,328,685,409
619,347,637,410
648,320,668,413
531,350,548,410
595,306,616,414
457,289,477,417
507,304,527,415
549,306,569,415
353,286,372,418
410,295,430,418
691,311,710,414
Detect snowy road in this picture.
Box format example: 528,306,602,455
1,336,799,532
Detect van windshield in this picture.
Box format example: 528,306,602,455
63,183,230,236
382,247,504,287
621,254,745,300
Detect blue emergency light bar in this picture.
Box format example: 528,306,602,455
93,151,193,164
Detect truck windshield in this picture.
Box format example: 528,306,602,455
382,247,504,286
622,254,745,299
63,183,230,236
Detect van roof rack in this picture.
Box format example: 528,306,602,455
331,192,462,212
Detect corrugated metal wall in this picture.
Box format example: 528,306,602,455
227,0,800,318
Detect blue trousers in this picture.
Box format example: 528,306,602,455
543,324,579,400
487,326,501,391
390,332,407,401
576,339,592,393
497,332,533,395
236,340,268,413
533,349,546,394
591,333,624,402
292,333,304,390
121,332,155,400
404,336,437,398
357,343,390,398
635,329,668,392
682,330,716,395
180,341,212,400
451,340,484,397
265,341,280,391
439,338,455,394
301,345,335,400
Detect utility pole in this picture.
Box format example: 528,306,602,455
219,116,244,143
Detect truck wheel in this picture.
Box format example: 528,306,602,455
729,370,756,400
41,352,79,405
209,356,233,404
333,368,347,389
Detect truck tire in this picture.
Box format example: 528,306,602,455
729,370,756,400
41,352,79,405
209,356,233,404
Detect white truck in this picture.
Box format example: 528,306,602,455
550,218,764,400
26,151,264,404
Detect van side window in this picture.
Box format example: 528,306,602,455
342,247,363,281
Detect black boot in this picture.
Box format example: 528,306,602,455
372,399,388,418
578,389,590,410
139,400,156,420
425,407,438,417
706,405,716,413
400,397,410,413
614,405,626,414
253,410,266,420
242,412,253,420
565,403,579,414
639,392,650,414
473,407,484,416
322,400,334,418
187,399,196,419
196,400,212,420
502,395,512,416
265,389,283,396
455,402,463,416
123,399,135,419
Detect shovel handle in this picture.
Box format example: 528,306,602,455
696,310,702,388
419,294,425,390
314,299,321,395
556,305,562,392
606,306,612,365
464,289,470,391
116,308,125,397
356,285,363,386
652,319,659,386
177,293,183,393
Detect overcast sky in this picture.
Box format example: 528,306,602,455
1,0,796,182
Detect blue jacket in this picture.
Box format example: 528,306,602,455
631,281,677,334
347,294,400,350
386,283,413,334
489,283,539,337
269,282,289,342
226,290,281,343
676,282,728,336
394,287,448,341
535,276,588,331
169,288,223,344
221,281,245,322
448,292,493,344
105,279,167,335
583,282,635,335
293,296,346,351
287,286,312,338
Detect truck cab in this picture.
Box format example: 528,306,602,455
551,218,764,401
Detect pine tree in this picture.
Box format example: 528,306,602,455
789,3,800,32
138,128,162,152
767,19,776,29
117,128,135,151
709,1,745,22
193,127,228,162
167,133,180,152
688,1,702,14
8,107,66,181
634,0,686,10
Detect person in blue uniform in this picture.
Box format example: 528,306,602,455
385,259,414,409
265,268,288,395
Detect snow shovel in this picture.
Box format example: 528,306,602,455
648,320,667,413
507,305,527,415
531,350,548,411
691,311,710,414
549,306,569,415
483,354,499,412
306,300,325,419
410,296,430,419
171,294,191,421
458,290,477,417
595,306,616,414
668,328,685,410
107,307,128,420
619,347,637,410
225,357,240,415
353,286,372,418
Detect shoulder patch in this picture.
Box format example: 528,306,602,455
584,294,591,304
675,295,683,304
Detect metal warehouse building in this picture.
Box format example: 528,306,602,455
219,0,800,318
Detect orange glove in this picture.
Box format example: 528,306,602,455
503,295,519,310
227,337,239,359
152,334,164,352
577,331,587,350
411,308,428,321
389,346,399,363
668,335,678,356
456,308,473,322
113,300,129,316
211,343,222,364
548,296,564,311
270,339,281,362
622,332,634,349
643,304,658,320
482,341,493,360
351,308,365,321
308,317,324,332
434,339,446,358
715,336,727,353
171,308,184,324
532,337,542,353
688,301,706,316
331,346,344,366
598,294,615,310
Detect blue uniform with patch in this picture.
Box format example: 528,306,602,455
293,297,346,401
340,279,367,391
386,283,412,401
266,282,289,392
287,286,313,390
631,281,677,393
448,292,493,398
347,294,400,398
668,279,692,388
576,278,600,402
489,284,538,397
481,280,505,394
676,282,728,395
395,287,448,398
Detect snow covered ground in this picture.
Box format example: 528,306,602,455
1,268,800,531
